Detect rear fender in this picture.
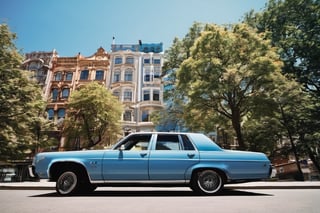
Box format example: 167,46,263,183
185,162,230,181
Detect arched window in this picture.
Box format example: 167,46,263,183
95,70,104,80
57,108,65,119
62,88,70,98
80,70,89,80
47,108,54,120
52,88,59,101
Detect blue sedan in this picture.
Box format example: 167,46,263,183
30,132,272,196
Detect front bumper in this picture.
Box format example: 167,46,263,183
28,165,38,178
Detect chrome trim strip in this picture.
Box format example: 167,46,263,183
90,180,188,184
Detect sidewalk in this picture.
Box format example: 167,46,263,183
1,180,320,190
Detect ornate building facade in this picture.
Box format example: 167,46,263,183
23,42,164,148
46,47,110,123
21,50,57,94
110,42,164,133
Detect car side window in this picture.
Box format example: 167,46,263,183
115,135,151,150
156,135,181,150
181,135,195,150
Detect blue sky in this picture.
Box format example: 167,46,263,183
1,0,267,56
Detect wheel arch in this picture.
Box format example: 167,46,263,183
49,161,89,182
190,167,228,184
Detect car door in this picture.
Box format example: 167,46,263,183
149,134,199,180
102,134,152,180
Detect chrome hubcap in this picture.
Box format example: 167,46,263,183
57,172,77,194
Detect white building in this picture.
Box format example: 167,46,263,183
110,42,164,133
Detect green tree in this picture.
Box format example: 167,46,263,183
0,24,46,160
244,0,320,176
62,82,123,150
245,0,320,97
177,24,283,150
158,23,204,131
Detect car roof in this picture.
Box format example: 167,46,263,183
126,132,222,151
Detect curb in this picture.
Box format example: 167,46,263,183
0,186,55,190
225,185,320,190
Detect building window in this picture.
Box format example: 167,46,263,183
153,90,160,101
123,90,132,102
65,72,73,81
153,58,161,64
143,90,150,101
95,70,104,80
57,108,65,119
115,57,122,64
113,70,121,82
144,70,152,82
113,90,120,100
123,110,132,121
154,69,161,79
54,72,62,81
124,69,133,81
47,108,54,120
142,110,149,122
80,70,89,80
52,88,59,101
144,58,150,64
126,57,134,64
62,88,70,98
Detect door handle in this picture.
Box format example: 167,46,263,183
140,153,148,157
187,153,195,158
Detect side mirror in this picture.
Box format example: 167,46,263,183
119,144,125,151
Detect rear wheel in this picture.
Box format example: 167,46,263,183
56,170,79,196
191,170,224,195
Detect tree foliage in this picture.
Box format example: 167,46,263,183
0,24,47,160
62,82,123,150
245,0,320,97
244,0,320,176
156,23,204,131
177,23,283,150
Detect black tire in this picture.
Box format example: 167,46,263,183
191,170,224,195
56,170,80,196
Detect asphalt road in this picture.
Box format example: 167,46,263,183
1,187,319,213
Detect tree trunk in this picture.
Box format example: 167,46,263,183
231,109,245,150
280,105,304,181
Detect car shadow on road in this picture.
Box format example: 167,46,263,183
30,188,273,197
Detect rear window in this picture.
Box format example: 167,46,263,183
188,133,222,151
180,134,195,150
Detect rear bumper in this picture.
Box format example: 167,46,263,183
269,165,277,178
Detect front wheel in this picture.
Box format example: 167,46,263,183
191,170,224,195
56,170,79,196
